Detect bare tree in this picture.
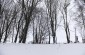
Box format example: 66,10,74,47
32,8,50,44
18,0,41,43
45,0,58,44
59,0,71,43
74,0,85,43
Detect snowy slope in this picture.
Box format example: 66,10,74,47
0,44,85,55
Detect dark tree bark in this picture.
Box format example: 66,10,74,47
34,28,38,44
14,23,20,43
0,29,2,42
83,0,85,3
74,28,79,43
3,21,9,43
0,0,2,42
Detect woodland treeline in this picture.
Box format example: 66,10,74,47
0,0,85,44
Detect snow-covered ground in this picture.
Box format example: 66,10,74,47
0,43,85,55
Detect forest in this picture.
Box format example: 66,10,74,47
0,0,85,44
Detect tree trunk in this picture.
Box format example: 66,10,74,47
3,22,9,43
0,31,2,42
0,0,2,43
3,29,8,43
19,20,29,43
